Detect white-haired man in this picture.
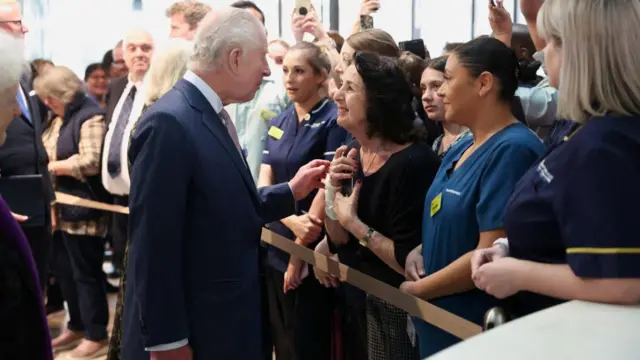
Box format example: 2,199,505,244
101,28,153,281
122,8,328,360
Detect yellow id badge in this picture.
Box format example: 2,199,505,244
430,193,442,217
260,109,277,122
268,126,284,140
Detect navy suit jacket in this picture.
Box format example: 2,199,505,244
0,76,54,228
122,79,295,360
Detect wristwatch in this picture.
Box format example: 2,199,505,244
359,227,375,247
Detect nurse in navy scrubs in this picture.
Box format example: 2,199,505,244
472,0,640,316
258,41,347,360
399,37,545,357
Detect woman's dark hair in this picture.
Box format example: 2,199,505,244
346,29,400,58
84,63,106,81
453,36,520,103
397,51,428,96
354,51,425,144
101,50,113,69
427,56,448,73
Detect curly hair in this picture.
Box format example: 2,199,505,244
353,51,425,144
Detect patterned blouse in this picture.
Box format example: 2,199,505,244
42,115,109,237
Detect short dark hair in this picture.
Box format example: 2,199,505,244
231,1,265,24
443,42,464,53
453,36,520,103
426,56,448,73
353,51,425,144
84,63,106,81
397,51,428,92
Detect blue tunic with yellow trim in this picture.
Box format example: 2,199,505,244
504,114,640,317
415,123,544,357
262,98,347,272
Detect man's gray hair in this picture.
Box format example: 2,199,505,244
189,7,264,72
0,31,24,92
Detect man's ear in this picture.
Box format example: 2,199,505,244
227,48,243,76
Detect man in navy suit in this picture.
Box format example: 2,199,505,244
123,7,329,360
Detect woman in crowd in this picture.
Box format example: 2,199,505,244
420,56,470,158
84,63,109,108
0,31,53,360
106,37,193,360
326,51,440,360
400,37,545,357
36,66,110,359
472,0,640,318
258,41,346,360
397,51,441,144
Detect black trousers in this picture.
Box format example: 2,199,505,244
110,195,129,272
51,231,109,341
265,265,333,360
22,225,51,291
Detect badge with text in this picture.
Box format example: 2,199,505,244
430,193,442,217
260,109,277,122
268,126,284,140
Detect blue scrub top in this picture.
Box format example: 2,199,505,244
504,114,640,317
262,98,347,272
415,122,545,357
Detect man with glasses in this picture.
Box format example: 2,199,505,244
0,0,54,293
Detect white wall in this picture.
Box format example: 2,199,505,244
22,0,533,77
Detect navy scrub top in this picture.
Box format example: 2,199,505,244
415,122,545,357
262,98,347,272
504,114,640,317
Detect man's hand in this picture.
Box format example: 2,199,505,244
150,345,193,360
288,159,330,201
360,0,381,16
11,212,28,222
290,214,323,244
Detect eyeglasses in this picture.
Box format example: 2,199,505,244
0,20,23,26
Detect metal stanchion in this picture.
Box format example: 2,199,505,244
483,307,510,331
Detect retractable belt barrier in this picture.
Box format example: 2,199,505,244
54,192,482,340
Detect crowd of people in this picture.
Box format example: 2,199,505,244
0,0,639,359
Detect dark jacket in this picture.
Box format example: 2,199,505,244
0,74,54,229
54,94,111,222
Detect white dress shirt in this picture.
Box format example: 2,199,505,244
101,76,146,196
144,70,222,353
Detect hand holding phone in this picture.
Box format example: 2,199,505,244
295,0,312,16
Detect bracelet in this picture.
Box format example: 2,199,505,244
324,173,338,220
359,227,375,248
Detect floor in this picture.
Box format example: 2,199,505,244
49,278,118,360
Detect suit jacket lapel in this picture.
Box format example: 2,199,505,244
176,80,260,201
18,80,34,128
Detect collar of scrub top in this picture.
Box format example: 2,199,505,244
300,98,331,123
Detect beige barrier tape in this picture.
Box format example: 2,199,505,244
54,192,482,340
